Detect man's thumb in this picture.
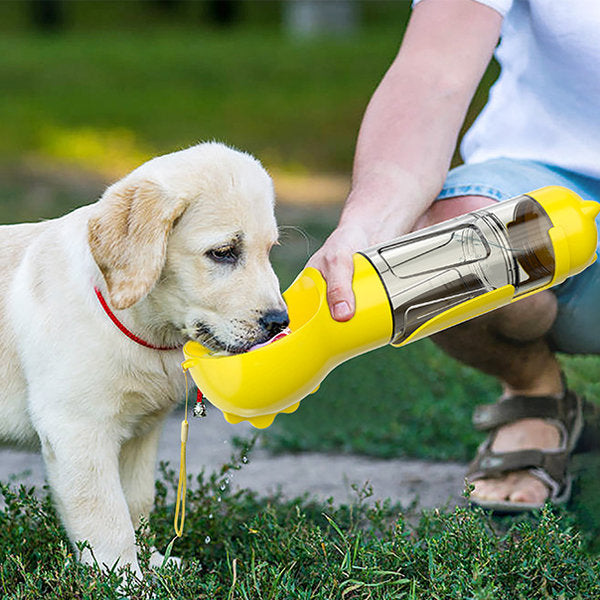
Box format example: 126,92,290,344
326,276,356,322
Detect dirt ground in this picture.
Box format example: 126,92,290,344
0,405,468,513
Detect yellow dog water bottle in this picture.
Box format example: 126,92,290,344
182,186,599,428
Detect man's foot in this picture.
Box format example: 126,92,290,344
470,418,561,505
466,384,583,512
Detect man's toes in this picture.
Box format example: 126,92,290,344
470,473,550,505
471,478,508,501
507,475,549,504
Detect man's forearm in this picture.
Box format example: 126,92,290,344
340,0,503,241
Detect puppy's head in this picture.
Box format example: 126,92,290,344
88,142,288,353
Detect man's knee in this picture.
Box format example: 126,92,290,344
434,289,557,349
494,291,558,342
415,193,559,343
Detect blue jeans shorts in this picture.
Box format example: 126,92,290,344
439,158,600,355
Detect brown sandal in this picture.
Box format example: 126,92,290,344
467,384,584,513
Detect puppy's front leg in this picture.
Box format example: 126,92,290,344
119,420,164,529
38,423,140,573
120,416,184,570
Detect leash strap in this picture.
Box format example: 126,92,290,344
174,369,191,537
174,367,207,537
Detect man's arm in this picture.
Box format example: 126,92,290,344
308,0,503,321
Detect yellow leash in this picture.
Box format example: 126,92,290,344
174,368,191,537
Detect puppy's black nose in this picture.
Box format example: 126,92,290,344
259,310,290,336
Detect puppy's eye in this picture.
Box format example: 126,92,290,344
207,245,239,264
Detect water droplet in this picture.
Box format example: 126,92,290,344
205,536,211,544
242,456,248,464
217,496,222,503
208,513,213,519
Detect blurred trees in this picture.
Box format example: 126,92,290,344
4,1,413,35
30,0,64,31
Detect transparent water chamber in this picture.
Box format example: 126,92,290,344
361,194,555,345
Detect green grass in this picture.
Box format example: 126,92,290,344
2,445,600,600
261,331,600,461
262,339,496,461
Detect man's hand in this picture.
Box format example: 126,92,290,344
306,223,370,322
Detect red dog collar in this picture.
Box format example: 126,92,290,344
94,286,181,351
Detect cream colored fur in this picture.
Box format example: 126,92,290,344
0,143,285,573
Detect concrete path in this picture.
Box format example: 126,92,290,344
0,406,468,512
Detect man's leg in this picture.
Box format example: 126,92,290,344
419,195,563,505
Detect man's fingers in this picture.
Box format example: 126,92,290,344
307,227,365,322
331,298,354,321
325,261,356,322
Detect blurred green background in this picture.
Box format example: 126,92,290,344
0,0,598,477
1,0,416,178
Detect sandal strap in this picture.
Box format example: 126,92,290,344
472,390,579,432
467,448,569,485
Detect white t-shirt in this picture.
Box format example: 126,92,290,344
413,0,600,179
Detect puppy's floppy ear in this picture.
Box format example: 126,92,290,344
88,178,187,310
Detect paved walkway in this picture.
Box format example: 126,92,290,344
0,406,468,511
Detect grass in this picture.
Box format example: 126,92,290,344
262,339,496,461
2,445,600,600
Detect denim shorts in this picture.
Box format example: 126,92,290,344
439,158,600,354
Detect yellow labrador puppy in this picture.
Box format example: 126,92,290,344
0,143,288,573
